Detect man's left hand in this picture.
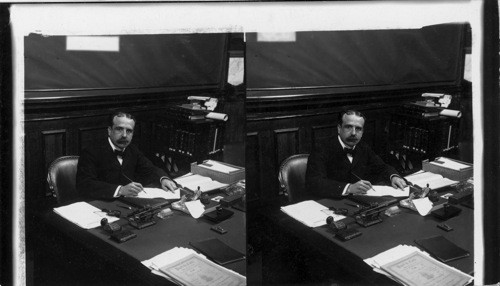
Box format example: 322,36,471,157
391,176,407,190
161,178,177,193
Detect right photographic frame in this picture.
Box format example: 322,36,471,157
244,2,490,285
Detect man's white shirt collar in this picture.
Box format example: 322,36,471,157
108,137,125,152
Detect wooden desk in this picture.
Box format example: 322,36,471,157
260,198,473,284
42,198,246,285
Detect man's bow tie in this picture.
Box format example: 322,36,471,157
114,149,125,157
344,147,356,156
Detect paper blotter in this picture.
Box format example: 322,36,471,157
415,235,470,263
189,238,245,265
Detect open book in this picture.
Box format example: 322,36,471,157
174,174,228,193
405,171,458,190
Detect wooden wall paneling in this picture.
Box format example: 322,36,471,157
361,120,376,150
24,127,47,210
42,128,67,179
274,128,300,199
311,124,337,150
78,126,106,154
274,128,300,168
245,132,261,205
259,130,279,202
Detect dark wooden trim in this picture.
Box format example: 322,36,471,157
24,87,221,115
482,0,500,283
246,87,463,115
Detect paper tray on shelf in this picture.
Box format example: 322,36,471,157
422,158,472,181
191,160,245,184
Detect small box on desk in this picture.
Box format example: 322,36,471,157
191,160,245,184
422,158,473,181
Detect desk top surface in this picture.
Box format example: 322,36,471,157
45,197,246,284
315,198,474,274
264,197,474,281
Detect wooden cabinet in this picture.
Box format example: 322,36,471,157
152,115,226,175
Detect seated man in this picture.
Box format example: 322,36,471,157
76,111,176,199
306,110,407,198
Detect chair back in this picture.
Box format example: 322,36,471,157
278,154,309,203
47,156,80,205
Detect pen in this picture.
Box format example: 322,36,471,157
345,202,360,208
351,172,376,193
122,173,147,194
117,204,133,210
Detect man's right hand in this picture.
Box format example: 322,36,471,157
118,182,144,196
347,180,372,195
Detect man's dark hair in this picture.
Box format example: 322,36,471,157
338,110,366,126
108,111,136,127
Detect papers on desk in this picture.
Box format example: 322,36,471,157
365,245,473,286
174,174,228,193
366,186,410,197
280,200,345,228
199,160,239,174
142,247,246,286
137,187,181,200
431,157,470,171
185,200,204,219
405,171,458,190
53,202,119,229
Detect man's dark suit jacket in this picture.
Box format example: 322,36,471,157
76,139,168,199
305,138,399,198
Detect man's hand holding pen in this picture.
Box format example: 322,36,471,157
349,172,375,195
118,181,144,196
120,172,146,196
347,180,372,195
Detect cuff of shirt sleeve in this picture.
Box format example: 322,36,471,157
113,186,122,197
342,184,350,196
160,176,171,185
390,174,402,181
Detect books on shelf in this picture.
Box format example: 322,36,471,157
365,245,473,286
165,105,208,121
280,200,345,228
53,201,119,229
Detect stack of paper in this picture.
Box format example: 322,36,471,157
405,171,458,190
142,247,246,286
366,186,410,197
365,245,473,286
53,202,119,229
174,174,228,193
431,157,470,171
137,187,181,200
280,200,345,228
199,160,239,174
